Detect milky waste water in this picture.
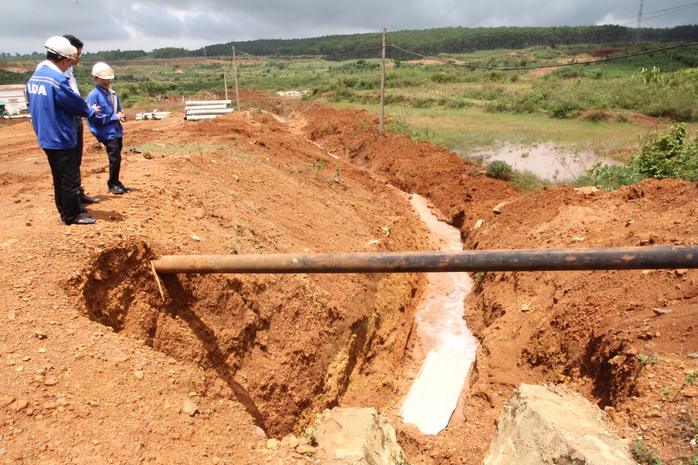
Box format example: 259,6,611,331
465,142,618,183
399,194,479,434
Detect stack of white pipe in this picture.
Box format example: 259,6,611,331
184,100,233,121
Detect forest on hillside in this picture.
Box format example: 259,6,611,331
197,24,698,59
2,24,692,62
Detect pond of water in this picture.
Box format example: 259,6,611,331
466,142,615,183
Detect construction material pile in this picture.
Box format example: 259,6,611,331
184,100,234,120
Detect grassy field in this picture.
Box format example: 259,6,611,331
337,101,677,159
209,45,697,159
8,42,696,185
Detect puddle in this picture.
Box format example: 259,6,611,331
400,194,478,434
466,142,616,183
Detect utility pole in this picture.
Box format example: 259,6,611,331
379,28,386,133
636,0,644,43
223,66,228,101
232,46,240,111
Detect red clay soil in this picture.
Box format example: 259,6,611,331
0,90,696,464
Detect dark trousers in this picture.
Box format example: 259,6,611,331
103,137,123,188
75,117,84,196
43,147,81,224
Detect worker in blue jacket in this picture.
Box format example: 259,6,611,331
86,62,132,195
26,36,100,225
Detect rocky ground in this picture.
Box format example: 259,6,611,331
1,90,697,464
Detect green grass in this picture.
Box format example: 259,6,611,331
340,101,691,160
133,143,208,154
4,42,689,164
134,142,255,158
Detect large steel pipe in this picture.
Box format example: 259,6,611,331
151,245,698,274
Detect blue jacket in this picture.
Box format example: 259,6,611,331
86,85,123,142
26,61,95,150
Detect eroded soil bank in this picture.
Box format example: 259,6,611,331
0,91,696,464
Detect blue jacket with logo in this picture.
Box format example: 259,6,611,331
86,85,123,142
26,61,95,150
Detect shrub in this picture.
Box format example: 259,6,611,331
355,77,379,90
640,66,663,85
552,66,585,79
438,97,467,109
663,94,696,122
511,90,545,114
385,114,445,147
576,162,645,191
486,70,504,82
629,123,698,182
486,160,514,181
582,109,611,123
484,101,509,113
410,97,436,109
512,170,551,193
461,85,506,101
0,69,31,84
548,101,573,119
430,72,449,83
631,436,663,465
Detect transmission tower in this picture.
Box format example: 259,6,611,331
635,0,644,42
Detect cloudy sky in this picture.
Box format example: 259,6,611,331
2,0,696,55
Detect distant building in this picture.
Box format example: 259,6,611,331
0,84,28,116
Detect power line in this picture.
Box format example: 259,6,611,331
616,2,698,26
634,4,698,22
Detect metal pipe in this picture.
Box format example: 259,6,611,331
151,245,698,274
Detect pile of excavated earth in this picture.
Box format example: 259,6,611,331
1,89,697,464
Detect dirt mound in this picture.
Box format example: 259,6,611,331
629,113,663,127
590,47,623,58
1,91,697,464
574,53,595,62
0,61,34,73
461,181,698,463
0,100,431,463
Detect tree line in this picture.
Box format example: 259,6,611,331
3,24,697,62
198,25,698,60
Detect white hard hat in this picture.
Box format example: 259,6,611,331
43,36,77,58
92,62,114,80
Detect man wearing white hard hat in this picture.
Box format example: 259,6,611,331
26,36,101,225
63,34,101,207
35,35,99,210
86,62,131,195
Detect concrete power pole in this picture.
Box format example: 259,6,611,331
380,28,386,133
232,46,240,112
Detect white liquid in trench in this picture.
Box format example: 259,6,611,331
399,194,479,435
409,194,479,361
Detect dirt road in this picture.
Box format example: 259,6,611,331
1,91,696,464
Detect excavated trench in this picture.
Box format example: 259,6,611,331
73,240,421,437
63,100,651,458
70,233,646,447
